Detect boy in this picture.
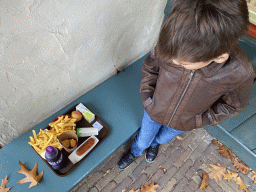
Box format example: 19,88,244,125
118,0,256,169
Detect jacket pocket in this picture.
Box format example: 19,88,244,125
143,97,153,109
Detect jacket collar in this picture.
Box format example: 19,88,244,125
168,52,230,78
199,59,227,78
200,49,233,78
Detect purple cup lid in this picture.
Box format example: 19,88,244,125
46,146,54,154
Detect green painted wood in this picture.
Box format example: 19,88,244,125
230,114,256,150
218,83,256,133
204,124,256,172
238,36,256,66
163,0,173,23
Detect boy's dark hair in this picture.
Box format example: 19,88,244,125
156,0,250,63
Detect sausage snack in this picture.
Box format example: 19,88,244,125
76,138,95,156
68,136,99,164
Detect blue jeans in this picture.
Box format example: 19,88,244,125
131,110,184,157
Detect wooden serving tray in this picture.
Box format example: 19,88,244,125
31,104,110,177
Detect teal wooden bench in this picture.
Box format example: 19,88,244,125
0,53,146,192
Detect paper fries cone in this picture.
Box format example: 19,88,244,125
58,131,78,153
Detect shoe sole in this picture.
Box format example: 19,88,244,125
119,164,132,170
118,159,135,170
145,152,154,163
119,161,137,169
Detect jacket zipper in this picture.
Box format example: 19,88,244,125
167,69,196,127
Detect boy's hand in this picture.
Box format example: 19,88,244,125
196,73,255,128
140,47,159,104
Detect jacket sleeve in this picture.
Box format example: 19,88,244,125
196,72,256,128
140,47,160,104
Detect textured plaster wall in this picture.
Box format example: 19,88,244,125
0,0,167,147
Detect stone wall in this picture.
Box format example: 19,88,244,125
0,0,167,146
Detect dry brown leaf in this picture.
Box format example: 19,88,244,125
0,176,12,192
211,139,218,145
207,163,226,182
128,189,140,192
233,158,250,175
211,139,222,147
104,169,111,176
199,173,209,190
217,146,229,159
235,177,248,192
176,135,182,140
223,169,238,182
17,161,43,188
227,149,235,161
141,181,159,192
252,171,256,184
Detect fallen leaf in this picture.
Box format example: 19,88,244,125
211,139,218,145
252,171,256,184
141,181,159,192
176,136,182,140
128,189,140,192
235,177,248,192
104,169,111,176
223,169,238,182
207,163,226,182
217,146,229,159
0,176,12,192
227,149,235,161
17,161,43,188
199,173,209,190
233,158,250,175
211,139,221,147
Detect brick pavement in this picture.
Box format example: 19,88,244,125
70,128,256,192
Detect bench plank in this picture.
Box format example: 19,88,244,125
0,54,147,192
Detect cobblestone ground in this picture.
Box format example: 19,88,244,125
70,128,256,192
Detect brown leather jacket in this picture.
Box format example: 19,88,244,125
140,44,256,131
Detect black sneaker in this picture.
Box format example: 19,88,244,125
145,145,159,162
118,149,135,169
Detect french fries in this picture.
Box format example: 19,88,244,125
28,115,77,154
